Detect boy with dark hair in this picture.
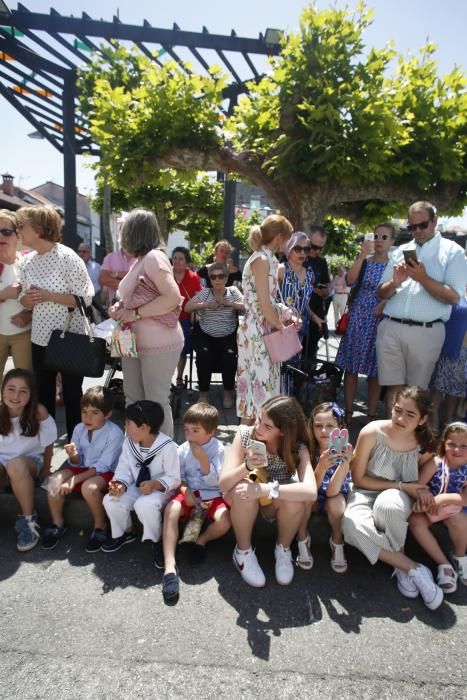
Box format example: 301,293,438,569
161,403,230,601
101,400,180,564
42,386,124,552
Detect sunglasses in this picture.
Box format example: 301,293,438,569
209,273,227,280
0,228,16,237
406,219,431,233
292,245,311,254
309,242,324,251
374,233,390,241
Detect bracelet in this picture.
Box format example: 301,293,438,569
268,480,280,500
244,459,253,473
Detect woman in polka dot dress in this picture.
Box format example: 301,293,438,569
17,205,94,440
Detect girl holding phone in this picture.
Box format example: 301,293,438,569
220,396,317,588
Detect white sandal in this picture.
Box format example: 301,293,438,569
296,534,314,570
436,564,457,593
452,555,467,586
330,537,347,573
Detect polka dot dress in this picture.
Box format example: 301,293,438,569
19,244,94,346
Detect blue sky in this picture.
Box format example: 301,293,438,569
1,0,466,221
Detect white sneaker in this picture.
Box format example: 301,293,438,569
275,544,294,585
232,547,265,588
408,564,444,610
393,568,419,599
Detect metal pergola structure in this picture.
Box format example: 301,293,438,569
0,3,281,248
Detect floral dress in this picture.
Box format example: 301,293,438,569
237,248,281,419
335,259,386,377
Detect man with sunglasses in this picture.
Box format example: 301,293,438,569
304,226,331,365
376,201,466,412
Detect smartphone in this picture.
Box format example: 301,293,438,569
364,232,374,242
403,249,418,265
250,440,267,460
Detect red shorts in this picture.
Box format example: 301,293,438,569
172,491,228,522
67,466,113,493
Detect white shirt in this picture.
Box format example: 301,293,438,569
380,234,467,322
86,259,102,294
0,254,31,335
113,432,180,493
19,244,94,346
0,414,57,464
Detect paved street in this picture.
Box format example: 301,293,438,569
0,335,465,699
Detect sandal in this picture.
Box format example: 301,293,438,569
436,564,457,594
296,534,314,571
329,537,347,573
452,555,467,586
162,570,180,601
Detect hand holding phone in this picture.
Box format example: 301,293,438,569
247,439,268,468
403,250,418,266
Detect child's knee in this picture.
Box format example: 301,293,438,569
6,457,30,478
408,511,429,532
81,479,103,500
134,495,161,522
325,494,345,517
163,498,183,521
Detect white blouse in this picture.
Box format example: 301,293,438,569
19,244,94,346
0,414,57,465
0,253,31,335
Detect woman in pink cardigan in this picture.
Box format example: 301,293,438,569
109,209,183,436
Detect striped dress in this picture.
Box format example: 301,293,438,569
342,429,419,564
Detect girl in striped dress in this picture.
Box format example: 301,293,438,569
342,387,444,610
409,421,467,593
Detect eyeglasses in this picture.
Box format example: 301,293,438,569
445,441,467,451
309,243,324,251
374,233,390,241
209,274,227,280
406,219,431,233
292,245,311,254
0,228,16,237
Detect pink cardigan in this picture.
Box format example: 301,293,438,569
119,250,184,354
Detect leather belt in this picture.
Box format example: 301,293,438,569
386,316,443,328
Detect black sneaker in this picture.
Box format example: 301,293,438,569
162,570,179,602
153,541,165,569
41,524,66,550
85,528,108,553
190,543,206,567
101,530,137,553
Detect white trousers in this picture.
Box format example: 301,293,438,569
103,484,171,542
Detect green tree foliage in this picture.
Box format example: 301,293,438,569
93,171,223,244
80,3,466,229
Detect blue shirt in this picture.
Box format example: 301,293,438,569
178,437,224,500
379,233,467,322
69,420,124,474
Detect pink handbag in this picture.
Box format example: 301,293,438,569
263,323,303,363
125,272,181,327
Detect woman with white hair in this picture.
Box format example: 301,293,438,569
109,209,183,437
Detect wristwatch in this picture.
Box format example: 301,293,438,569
134,308,142,321
268,480,280,499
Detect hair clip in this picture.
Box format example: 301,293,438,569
331,403,345,421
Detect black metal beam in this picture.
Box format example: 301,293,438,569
0,60,61,98
0,32,69,77
7,86,63,119
0,80,63,150
6,9,281,55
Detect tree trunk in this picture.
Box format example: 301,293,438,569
102,183,113,253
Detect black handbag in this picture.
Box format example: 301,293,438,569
44,296,106,378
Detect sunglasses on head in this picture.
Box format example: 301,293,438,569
374,233,390,241
209,273,227,280
309,242,324,251
292,245,311,254
406,219,431,233
0,228,16,237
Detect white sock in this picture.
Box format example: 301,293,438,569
235,546,252,556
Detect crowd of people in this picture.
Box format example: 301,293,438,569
0,201,465,611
